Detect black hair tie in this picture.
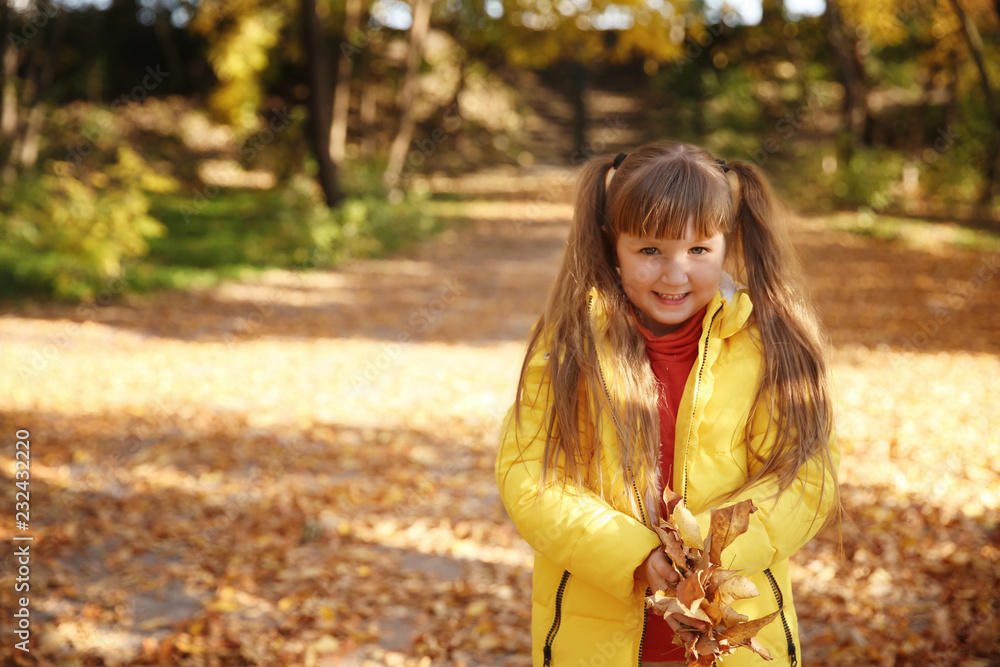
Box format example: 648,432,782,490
716,158,730,173
613,152,628,169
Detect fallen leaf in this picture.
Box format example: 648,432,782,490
709,500,756,565
673,502,704,550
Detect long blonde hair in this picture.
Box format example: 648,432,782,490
513,141,836,523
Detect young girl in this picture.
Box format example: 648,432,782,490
496,142,839,667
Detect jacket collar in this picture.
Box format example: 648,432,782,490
716,271,754,339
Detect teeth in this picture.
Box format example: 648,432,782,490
657,292,686,301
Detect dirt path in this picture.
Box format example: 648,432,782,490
1,167,998,666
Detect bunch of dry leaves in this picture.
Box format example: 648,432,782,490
645,491,779,666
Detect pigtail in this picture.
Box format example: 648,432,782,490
728,160,838,519
511,156,659,522
514,157,616,488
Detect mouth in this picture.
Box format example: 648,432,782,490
654,291,690,302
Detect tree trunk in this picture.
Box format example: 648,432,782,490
153,11,186,91
330,0,363,164
762,0,785,22
301,0,343,207
825,0,868,154
360,82,377,158
19,9,65,169
571,61,587,160
0,8,19,177
384,0,433,187
949,0,1000,209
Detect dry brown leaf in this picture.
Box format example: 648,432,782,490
718,574,760,602
646,496,780,664
676,568,706,610
660,528,688,566
708,499,757,566
673,502,704,550
717,609,782,643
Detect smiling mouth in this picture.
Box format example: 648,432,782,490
655,292,689,301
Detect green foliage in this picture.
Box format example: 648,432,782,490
0,149,169,300
824,211,1000,252
191,0,291,134
838,148,905,209
137,162,438,292
276,167,438,267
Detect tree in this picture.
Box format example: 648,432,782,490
301,0,343,205
949,0,1000,209
385,0,434,187
825,0,871,154
0,1,65,178
837,0,1000,214
331,0,364,164
440,0,707,160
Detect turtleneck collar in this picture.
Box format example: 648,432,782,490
631,303,708,357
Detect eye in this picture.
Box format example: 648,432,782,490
690,246,710,255
639,247,660,256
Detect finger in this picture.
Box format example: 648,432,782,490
652,558,679,586
651,556,673,579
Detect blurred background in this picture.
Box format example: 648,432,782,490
0,0,998,665
0,0,998,299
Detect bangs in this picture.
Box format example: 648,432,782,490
608,156,733,240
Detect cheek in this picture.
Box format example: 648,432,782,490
695,262,724,289
623,258,658,286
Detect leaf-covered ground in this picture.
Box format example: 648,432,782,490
1,167,998,666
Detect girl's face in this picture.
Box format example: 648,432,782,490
615,221,726,337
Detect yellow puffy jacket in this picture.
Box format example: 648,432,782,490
496,283,839,667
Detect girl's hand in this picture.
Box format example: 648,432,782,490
635,547,679,593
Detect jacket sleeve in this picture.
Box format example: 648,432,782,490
495,341,662,603
693,405,840,575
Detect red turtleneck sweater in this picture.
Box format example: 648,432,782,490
632,305,707,662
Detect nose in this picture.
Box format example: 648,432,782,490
658,257,687,287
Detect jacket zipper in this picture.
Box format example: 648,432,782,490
681,304,724,503
679,304,722,667
632,480,650,667
637,587,649,667
763,568,798,667
589,296,646,527
543,570,571,666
